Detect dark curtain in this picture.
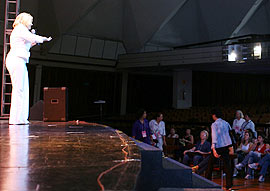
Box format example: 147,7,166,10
126,74,173,113
193,71,270,106
40,66,122,119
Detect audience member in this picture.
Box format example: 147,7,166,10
205,108,233,190
180,128,194,149
192,155,210,175
232,110,245,136
167,128,179,138
248,144,270,182
235,134,266,179
183,130,211,166
149,113,166,150
240,113,257,139
233,131,253,177
132,109,152,145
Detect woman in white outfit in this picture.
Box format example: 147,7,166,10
6,12,52,124
232,110,245,135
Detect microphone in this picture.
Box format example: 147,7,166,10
31,29,40,45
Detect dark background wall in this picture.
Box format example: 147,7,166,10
26,67,270,119
193,71,270,106
28,66,174,119
126,74,173,113
39,66,122,119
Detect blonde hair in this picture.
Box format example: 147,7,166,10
13,12,33,28
236,110,244,118
201,130,209,139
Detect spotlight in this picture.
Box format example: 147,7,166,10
253,43,262,59
228,50,237,61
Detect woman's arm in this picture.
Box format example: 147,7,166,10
248,143,255,152
190,135,194,144
184,147,196,155
20,26,51,44
132,123,138,138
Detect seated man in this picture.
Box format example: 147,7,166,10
240,113,257,139
183,130,211,166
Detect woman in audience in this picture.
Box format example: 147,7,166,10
180,128,194,149
175,128,194,161
132,109,153,145
233,131,253,177
235,134,267,179
183,130,211,166
232,110,245,136
248,144,270,182
167,128,179,138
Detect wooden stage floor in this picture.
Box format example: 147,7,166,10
0,120,141,191
204,168,270,191
1,120,270,191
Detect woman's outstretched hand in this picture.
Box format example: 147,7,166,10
44,37,52,42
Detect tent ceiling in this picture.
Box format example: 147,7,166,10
2,0,270,53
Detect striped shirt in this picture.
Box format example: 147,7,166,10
211,118,232,149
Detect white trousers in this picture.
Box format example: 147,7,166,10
6,54,29,124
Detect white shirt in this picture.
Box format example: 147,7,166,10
8,24,45,63
232,118,245,134
241,143,251,152
149,120,166,139
149,120,166,150
168,134,179,139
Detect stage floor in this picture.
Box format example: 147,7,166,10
0,120,141,191
212,176,270,191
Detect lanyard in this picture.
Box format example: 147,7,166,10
242,121,251,130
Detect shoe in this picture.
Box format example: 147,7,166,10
245,174,253,180
233,170,238,177
248,163,258,170
235,163,244,170
258,175,265,182
192,165,199,173
223,187,234,191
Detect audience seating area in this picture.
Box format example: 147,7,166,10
107,105,270,141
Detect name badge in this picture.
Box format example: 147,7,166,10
142,131,147,138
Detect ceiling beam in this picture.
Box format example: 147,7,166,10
225,0,266,45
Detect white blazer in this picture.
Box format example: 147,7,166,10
8,24,45,63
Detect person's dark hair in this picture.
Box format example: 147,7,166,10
257,133,265,140
156,112,163,119
241,131,252,144
245,112,252,118
137,109,146,119
211,108,223,118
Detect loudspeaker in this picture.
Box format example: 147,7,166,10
43,87,68,122
29,100,43,121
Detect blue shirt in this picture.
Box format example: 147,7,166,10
195,141,211,153
211,118,232,149
132,119,152,145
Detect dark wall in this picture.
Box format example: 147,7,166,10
40,66,122,119
126,74,173,113
28,66,173,119
193,71,270,106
